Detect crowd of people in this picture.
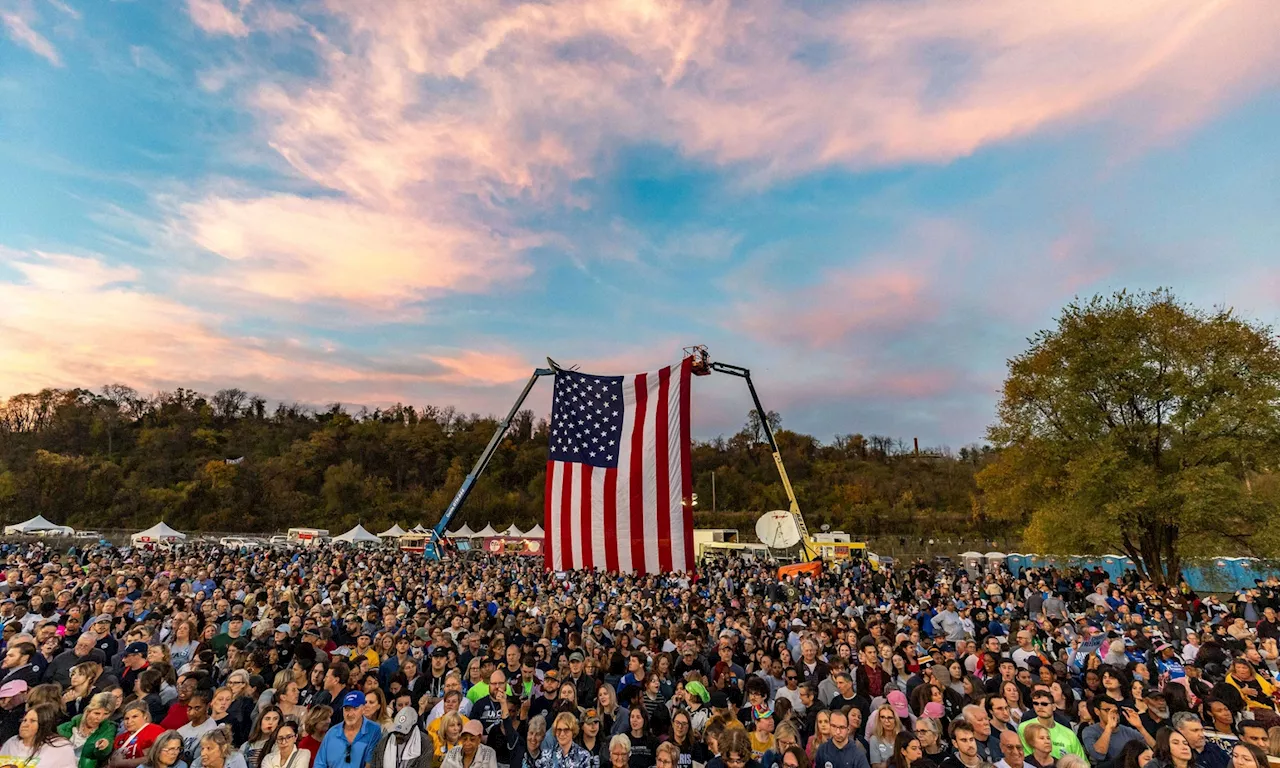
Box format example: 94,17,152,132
0,538,1277,768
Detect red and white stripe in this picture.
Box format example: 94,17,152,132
545,357,694,574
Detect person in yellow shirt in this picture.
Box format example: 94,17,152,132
431,712,466,768
1226,658,1275,711
427,691,471,745
748,708,776,762
355,632,379,668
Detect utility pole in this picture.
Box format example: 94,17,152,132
712,471,716,514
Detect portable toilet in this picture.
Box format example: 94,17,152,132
961,551,984,571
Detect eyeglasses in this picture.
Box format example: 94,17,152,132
554,727,571,733
1033,701,1054,707
278,734,296,742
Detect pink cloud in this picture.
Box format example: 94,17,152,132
169,0,1278,312
0,250,540,408
426,350,533,386
178,195,532,307
186,0,248,37
2,7,61,66
736,264,934,349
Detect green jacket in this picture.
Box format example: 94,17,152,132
57,713,118,768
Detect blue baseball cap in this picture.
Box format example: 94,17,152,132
342,691,366,708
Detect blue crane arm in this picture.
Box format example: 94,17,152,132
428,367,555,554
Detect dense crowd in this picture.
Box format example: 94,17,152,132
0,540,1277,768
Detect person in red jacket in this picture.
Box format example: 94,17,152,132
108,701,165,768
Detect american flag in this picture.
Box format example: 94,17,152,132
544,357,694,574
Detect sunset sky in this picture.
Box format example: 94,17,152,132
2,0,1278,446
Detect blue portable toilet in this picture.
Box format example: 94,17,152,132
1229,557,1259,590
1100,555,1125,579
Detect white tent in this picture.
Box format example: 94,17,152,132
4,515,74,536
447,524,475,539
131,521,186,544
475,524,499,538
411,525,429,534
333,524,381,544
525,524,545,538
378,524,407,538
501,524,524,538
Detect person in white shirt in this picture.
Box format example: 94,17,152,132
1183,632,1201,664
775,670,804,715
995,729,1025,768
178,692,219,762
0,705,76,768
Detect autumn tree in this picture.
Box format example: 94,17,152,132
979,289,1280,584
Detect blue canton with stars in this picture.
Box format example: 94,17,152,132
549,370,625,469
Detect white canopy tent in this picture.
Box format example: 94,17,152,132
4,515,74,536
378,524,407,538
475,524,499,538
333,524,381,544
131,521,186,544
411,525,429,534
525,524,545,538
501,524,524,538
447,524,475,539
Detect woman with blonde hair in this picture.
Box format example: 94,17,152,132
805,710,831,761
58,693,119,768
550,712,590,768
431,714,463,768
1024,724,1056,768
867,704,901,768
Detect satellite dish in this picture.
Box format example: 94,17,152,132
756,510,802,549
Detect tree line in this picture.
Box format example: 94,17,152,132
8,288,1274,584
0,384,996,537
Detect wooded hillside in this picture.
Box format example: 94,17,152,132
0,386,998,536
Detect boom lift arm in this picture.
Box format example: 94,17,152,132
425,364,556,559
700,356,816,562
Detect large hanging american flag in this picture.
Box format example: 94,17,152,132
544,357,694,574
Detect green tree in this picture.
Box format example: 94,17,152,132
979,289,1280,584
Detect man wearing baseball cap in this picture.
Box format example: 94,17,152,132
87,614,117,659
119,641,150,696
314,691,381,768
567,652,594,706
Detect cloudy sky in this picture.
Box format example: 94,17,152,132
2,0,1278,446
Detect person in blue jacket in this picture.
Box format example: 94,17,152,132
314,691,383,768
